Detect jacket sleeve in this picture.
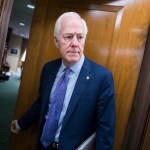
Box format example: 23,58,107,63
18,67,45,130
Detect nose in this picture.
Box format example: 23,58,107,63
71,36,79,47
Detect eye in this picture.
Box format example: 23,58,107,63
77,35,84,41
63,35,73,42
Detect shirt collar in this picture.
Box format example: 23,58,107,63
59,55,85,75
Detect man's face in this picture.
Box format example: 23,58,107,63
55,16,86,67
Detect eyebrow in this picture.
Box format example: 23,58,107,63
63,33,84,35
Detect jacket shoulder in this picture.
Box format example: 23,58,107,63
43,58,61,69
85,58,112,75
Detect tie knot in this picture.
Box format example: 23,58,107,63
64,67,71,76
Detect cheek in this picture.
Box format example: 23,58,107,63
59,46,69,57
59,42,70,50
79,43,85,51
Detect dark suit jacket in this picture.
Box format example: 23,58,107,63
18,57,116,150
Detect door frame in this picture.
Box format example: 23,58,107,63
0,0,14,68
123,27,150,150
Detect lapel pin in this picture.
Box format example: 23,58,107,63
86,76,90,80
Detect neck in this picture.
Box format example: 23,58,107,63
62,60,74,68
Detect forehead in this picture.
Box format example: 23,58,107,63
60,15,84,34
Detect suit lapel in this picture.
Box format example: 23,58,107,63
41,59,61,120
45,61,61,100
61,58,92,130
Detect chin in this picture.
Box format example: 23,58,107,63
65,58,80,66
69,57,80,63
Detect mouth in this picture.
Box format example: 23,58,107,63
67,51,80,54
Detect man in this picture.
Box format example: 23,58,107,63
11,12,116,150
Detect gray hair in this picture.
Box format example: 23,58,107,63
54,12,88,38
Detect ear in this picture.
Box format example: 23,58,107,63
54,37,59,48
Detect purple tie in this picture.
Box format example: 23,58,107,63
40,67,71,148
